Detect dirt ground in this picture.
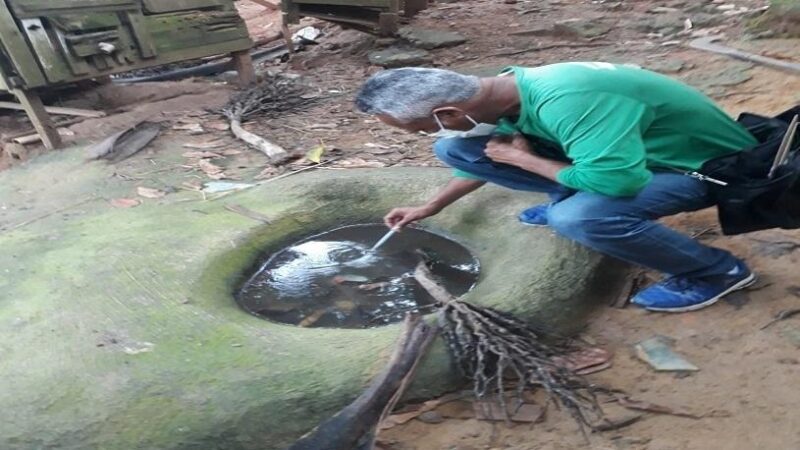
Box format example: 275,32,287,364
1,0,799,449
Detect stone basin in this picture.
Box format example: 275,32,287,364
0,163,629,450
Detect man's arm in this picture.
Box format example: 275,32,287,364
486,94,654,197
384,178,485,229
484,134,569,181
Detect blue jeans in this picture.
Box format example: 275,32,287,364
434,136,740,278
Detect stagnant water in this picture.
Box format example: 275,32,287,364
236,224,480,328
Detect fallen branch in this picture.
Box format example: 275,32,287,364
482,42,607,59
760,308,800,330
255,157,340,185
287,315,436,450
615,395,701,419
689,36,800,75
229,118,288,161
222,73,318,163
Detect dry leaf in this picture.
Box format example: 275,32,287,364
173,122,205,134
110,198,141,208
182,150,223,159
380,393,464,430
363,147,394,155
305,144,325,164
474,401,544,423
182,181,203,191
255,166,282,179
137,187,166,199
182,141,225,149
437,400,475,419
308,123,337,129
575,360,613,375
205,121,230,131
339,157,386,168
198,159,227,180
220,149,243,156
552,347,612,372
616,396,701,419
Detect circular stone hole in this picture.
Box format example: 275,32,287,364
236,224,480,328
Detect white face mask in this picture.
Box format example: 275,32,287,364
431,112,497,139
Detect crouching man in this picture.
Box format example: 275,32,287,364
355,62,758,312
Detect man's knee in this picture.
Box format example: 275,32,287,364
547,198,626,240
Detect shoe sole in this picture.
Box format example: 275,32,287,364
517,219,550,228
644,272,757,313
519,222,549,228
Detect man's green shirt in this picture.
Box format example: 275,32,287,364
453,62,757,196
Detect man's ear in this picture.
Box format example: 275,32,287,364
433,106,464,120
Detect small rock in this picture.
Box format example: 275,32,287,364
690,12,722,28
780,327,800,348
374,37,397,47
508,24,557,37
417,411,445,424
554,19,613,39
398,26,467,49
646,59,687,73
612,436,652,449
368,48,432,68
633,14,684,34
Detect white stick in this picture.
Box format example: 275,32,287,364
229,118,288,161
371,227,399,251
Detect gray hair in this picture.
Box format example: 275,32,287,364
355,68,480,122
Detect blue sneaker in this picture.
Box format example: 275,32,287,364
518,203,551,227
632,261,756,313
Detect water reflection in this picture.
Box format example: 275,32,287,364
236,224,480,328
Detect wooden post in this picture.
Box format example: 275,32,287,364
378,13,399,36
281,20,294,53
403,0,427,18
11,88,61,150
231,50,256,87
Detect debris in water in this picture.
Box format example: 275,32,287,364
236,224,478,328
298,308,326,327
332,274,370,284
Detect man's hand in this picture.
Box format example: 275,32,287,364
383,178,485,229
384,205,438,229
484,134,535,166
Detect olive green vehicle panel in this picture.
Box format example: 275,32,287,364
0,0,251,90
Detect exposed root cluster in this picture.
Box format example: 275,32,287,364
437,300,610,431
414,260,612,433
222,72,318,122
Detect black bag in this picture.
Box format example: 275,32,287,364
697,105,800,235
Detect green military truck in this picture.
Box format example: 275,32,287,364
0,0,254,149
